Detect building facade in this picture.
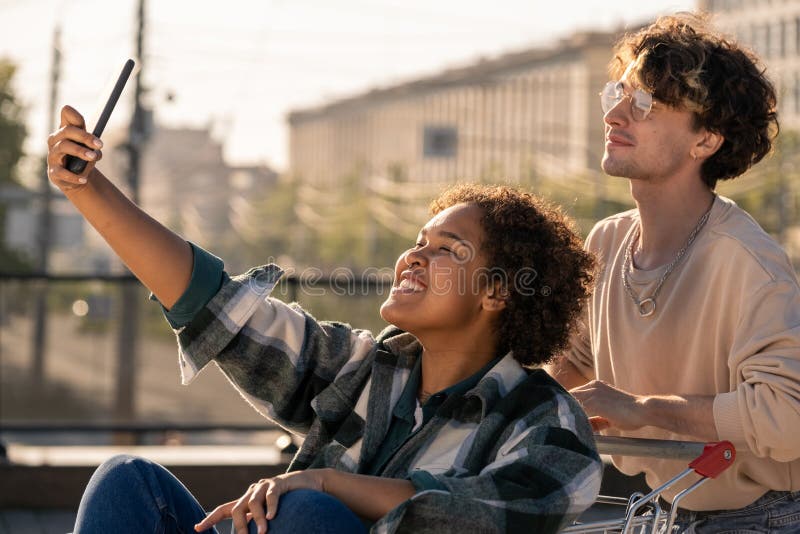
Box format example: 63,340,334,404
701,0,800,130
288,31,616,189
286,30,625,238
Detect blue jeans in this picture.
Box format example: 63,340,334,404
671,490,800,533
73,454,367,534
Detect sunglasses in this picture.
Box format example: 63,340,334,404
600,81,654,121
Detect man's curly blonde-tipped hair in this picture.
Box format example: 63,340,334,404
612,12,779,188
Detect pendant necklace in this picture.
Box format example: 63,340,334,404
621,198,715,317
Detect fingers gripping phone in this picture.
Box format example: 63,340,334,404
65,59,136,174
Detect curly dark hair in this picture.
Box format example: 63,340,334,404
611,12,779,188
430,184,595,367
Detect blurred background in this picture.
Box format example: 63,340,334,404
1,0,799,528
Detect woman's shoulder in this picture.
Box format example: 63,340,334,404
509,369,595,435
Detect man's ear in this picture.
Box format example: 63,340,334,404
483,283,508,312
694,129,724,160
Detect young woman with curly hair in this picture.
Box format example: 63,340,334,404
549,11,800,533
47,106,600,534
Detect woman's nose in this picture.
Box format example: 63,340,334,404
404,247,426,267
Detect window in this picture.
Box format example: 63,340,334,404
795,17,800,54
780,19,787,57
795,71,800,115
764,22,772,58
423,126,458,158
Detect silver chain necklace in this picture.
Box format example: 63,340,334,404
622,200,714,317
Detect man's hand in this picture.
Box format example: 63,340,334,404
569,380,649,431
194,469,328,534
569,381,719,440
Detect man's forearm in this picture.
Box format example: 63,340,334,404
570,381,720,441
641,394,718,441
321,469,416,521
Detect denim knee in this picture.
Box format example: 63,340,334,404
91,454,151,486
100,454,148,469
78,454,212,534
254,489,366,534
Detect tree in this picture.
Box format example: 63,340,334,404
0,58,26,185
0,57,31,271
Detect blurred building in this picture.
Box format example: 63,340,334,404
701,0,800,130
1,183,86,272
1,183,36,259
139,126,233,247
141,127,277,258
80,125,278,272
288,30,617,189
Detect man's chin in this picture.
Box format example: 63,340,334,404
601,160,630,179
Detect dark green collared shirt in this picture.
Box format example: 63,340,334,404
366,353,502,490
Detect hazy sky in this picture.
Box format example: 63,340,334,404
2,0,694,171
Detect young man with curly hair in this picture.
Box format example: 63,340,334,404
46,106,601,534
548,12,800,532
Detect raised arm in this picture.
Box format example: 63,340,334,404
47,105,192,308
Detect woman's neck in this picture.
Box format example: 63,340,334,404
416,333,498,398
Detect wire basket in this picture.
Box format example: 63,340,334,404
563,437,736,534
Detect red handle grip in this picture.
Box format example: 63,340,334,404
689,440,736,478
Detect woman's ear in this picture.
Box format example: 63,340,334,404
482,283,508,312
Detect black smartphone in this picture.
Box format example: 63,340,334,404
65,58,136,174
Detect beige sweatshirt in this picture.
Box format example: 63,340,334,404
567,195,800,510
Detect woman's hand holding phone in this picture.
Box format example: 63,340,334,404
47,58,134,191
47,105,103,191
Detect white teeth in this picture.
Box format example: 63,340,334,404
398,278,424,292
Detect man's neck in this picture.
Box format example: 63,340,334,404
630,179,716,270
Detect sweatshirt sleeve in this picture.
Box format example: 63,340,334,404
563,312,595,381
713,278,800,461
373,389,602,534
173,264,378,436
563,222,606,380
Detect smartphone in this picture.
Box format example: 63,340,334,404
65,58,136,174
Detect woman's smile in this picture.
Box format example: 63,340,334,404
392,271,427,295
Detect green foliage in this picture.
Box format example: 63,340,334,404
220,175,301,273
0,58,31,272
210,138,800,327
0,58,26,186
236,165,636,276
311,173,372,267
234,136,800,279
516,168,634,239
717,130,800,241
235,171,415,273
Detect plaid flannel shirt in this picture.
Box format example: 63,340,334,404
173,265,601,533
